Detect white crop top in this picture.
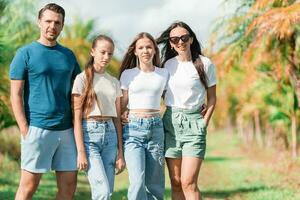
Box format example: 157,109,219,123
164,55,217,109
120,67,169,110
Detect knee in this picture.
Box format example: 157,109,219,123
131,178,144,188
169,176,182,191
57,182,76,199
181,178,198,191
16,184,37,199
90,180,111,200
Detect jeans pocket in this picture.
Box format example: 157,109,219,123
84,122,105,142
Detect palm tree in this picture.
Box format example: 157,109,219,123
0,0,39,129
210,0,300,157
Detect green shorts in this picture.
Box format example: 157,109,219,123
163,106,207,159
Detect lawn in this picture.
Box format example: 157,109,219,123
0,131,299,200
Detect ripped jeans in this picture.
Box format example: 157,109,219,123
82,119,118,200
123,115,165,200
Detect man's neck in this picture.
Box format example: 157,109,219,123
37,38,57,47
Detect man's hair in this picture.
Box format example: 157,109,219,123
38,3,65,22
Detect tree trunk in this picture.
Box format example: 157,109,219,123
265,123,273,148
291,113,298,158
237,117,244,140
254,110,263,147
288,34,300,107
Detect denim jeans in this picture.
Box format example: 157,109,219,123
123,115,165,200
82,119,118,200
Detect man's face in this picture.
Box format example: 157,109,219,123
38,9,64,42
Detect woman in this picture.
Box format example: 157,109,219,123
119,32,169,200
72,35,125,200
157,21,217,200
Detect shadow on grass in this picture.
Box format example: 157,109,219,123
164,186,268,199
205,156,242,163
0,178,15,185
203,185,268,198
0,190,16,200
112,189,127,200
112,189,172,200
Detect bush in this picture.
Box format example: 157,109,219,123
0,126,21,160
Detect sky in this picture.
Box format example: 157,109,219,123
39,0,233,58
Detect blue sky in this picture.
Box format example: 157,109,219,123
40,0,233,58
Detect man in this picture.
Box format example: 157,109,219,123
10,3,81,200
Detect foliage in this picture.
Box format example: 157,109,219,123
209,0,300,154
0,0,121,132
60,18,120,76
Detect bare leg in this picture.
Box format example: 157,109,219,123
166,158,185,200
181,156,203,200
15,170,42,200
55,171,77,200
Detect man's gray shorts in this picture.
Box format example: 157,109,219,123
21,126,77,173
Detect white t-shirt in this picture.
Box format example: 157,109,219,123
164,55,217,109
72,71,122,117
120,67,169,110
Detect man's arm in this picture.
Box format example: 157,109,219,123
10,80,28,136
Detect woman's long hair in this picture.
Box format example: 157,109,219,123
119,32,161,78
81,35,114,116
157,21,208,89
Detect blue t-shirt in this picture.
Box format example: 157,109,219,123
10,41,81,130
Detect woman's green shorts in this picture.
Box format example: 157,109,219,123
163,106,207,159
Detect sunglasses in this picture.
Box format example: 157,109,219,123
169,34,191,44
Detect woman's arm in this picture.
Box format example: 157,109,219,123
113,96,126,174
204,85,217,126
120,89,129,123
72,94,88,170
121,89,129,113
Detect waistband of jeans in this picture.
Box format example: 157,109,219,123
83,118,113,124
166,106,201,114
128,114,161,121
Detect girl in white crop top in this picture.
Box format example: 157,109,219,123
157,21,217,199
72,35,125,199
119,32,168,200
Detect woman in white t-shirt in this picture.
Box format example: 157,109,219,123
119,32,168,200
157,21,217,200
72,35,125,200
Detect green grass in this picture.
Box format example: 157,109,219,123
0,131,300,199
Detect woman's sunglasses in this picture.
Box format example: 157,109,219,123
169,34,191,44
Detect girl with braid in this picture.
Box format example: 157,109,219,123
72,35,125,200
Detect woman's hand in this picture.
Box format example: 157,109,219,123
200,104,207,117
121,110,129,125
115,151,126,175
77,151,88,171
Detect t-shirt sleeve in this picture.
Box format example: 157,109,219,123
206,60,217,87
120,71,129,90
115,80,123,97
9,48,28,80
72,74,85,95
164,70,170,90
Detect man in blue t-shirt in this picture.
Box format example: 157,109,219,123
10,3,81,200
